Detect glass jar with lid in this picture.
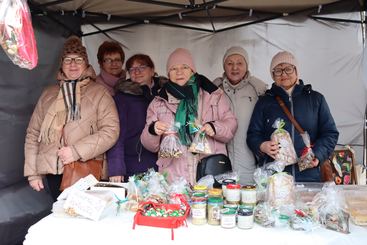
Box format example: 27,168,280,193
207,197,223,225
220,208,236,228
191,194,207,225
241,185,257,207
226,184,241,205
237,207,254,229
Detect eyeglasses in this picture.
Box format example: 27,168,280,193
169,65,191,73
273,66,296,77
103,58,122,64
129,65,148,73
63,57,84,65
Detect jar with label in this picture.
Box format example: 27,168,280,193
220,208,236,228
191,195,207,225
221,179,236,200
241,185,257,207
237,207,254,229
207,197,223,225
226,184,241,205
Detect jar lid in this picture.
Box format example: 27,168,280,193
208,197,223,203
223,204,238,210
226,184,241,189
192,192,206,198
208,188,222,196
242,185,256,190
237,207,253,216
191,196,206,203
193,185,207,191
220,208,236,215
222,179,236,185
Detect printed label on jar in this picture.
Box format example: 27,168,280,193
221,215,236,228
192,207,206,219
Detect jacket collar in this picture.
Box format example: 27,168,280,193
268,79,311,99
221,71,251,91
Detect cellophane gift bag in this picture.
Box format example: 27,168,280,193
188,131,212,154
298,132,315,171
159,123,183,158
271,118,297,166
0,0,38,69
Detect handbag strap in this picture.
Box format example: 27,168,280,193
275,96,305,134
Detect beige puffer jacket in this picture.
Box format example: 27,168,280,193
24,78,119,181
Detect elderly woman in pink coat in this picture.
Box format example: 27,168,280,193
141,48,237,184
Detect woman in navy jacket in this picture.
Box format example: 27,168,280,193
247,51,339,182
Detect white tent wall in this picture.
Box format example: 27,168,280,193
82,13,366,163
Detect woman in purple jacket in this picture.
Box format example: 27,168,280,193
106,54,166,182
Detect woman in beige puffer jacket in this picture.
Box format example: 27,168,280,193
24,36,119,200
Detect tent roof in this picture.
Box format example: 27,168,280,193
29,0,365,35
31,0,363,16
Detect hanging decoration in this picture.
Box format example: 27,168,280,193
0,0,38,69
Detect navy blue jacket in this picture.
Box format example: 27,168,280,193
247,80,339,182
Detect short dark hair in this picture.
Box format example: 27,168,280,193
126,54,155,71
97,41,125,64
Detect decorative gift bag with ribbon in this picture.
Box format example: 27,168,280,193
0,0,38,69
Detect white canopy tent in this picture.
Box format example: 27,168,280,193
0,1,366,244
29,0,366,162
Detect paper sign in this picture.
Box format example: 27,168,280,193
63,190,107,221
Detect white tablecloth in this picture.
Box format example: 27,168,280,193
24,207,367,245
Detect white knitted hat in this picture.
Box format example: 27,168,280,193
223,46,249,68
270,51,298,79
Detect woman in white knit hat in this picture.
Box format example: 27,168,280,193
213,46,267,185
247,51,339,182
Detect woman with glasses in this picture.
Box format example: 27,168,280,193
24,36,119,200
213,46,267,185
247,51,338,182
141,48,237,184
96,41,126,96
106,54,167,182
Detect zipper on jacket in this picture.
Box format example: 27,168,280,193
56,156,59,174
289,96,296,178
136,141,143,163
90,121,94,134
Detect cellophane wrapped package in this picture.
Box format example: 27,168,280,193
271,118,297,166
298,132,315,171
159,123,183,158
0,0,38,69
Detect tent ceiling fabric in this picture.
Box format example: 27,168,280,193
31,0,364,18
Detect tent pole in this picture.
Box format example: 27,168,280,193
364,104,367,169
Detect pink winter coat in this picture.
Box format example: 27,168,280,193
141,83,237,184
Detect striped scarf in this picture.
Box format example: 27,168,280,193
38,65,96,144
